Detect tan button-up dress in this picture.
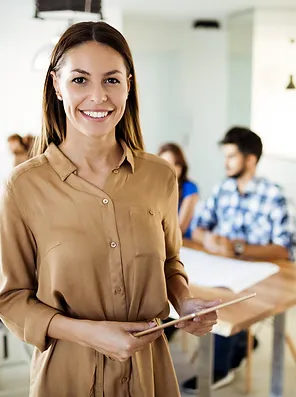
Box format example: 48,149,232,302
0,142,188,397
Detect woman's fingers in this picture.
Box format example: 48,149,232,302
184,325,214,335
176,319,217,328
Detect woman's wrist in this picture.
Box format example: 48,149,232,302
167,274,192,316
48,314,94,347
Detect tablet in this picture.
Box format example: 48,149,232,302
133,292,256,337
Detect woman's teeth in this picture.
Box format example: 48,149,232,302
82,111,109,119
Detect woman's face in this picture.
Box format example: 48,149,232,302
159,151,182,178
51,41,130,140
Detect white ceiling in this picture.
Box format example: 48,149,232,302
122,0,296,19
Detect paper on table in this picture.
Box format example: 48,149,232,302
180,247,279,294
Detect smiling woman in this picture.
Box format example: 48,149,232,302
51,42,130,141
35,21,143,156
0,21,218,397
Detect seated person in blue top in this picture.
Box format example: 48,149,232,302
182,126,295,394
158,143,199,340
158,143,199,239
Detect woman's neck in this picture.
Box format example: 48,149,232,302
59,129,123,173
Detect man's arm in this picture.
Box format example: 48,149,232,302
209,236,290,260
236,242,289,260
192,227,208,245
191,185,221,245
265,191,294,260
234,191,294,261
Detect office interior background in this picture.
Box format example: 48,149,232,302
0,0,296,396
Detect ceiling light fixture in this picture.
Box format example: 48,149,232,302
32,0,103,71
286,75,296,90
34,0,103,20
286,38,296,90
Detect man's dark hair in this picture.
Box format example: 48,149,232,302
219,126,263,162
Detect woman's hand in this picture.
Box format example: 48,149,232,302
78,320,163,362
175,298,219,336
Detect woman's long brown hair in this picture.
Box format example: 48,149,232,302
158,143,189,198
33,21,144,155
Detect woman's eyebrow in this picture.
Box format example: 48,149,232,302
70,69,123,77
70,68,91,75
103,69,123,77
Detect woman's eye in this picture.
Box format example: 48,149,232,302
105,78,120,85
72,77,86,84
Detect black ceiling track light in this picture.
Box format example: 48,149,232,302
34,0,103,19
32,1,103,71
192,20,221,29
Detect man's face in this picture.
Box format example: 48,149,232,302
222,144,247,178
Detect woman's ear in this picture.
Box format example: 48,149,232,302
127,74,132,95
50,71,62,101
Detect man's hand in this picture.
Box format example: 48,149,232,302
203,231,221,253
217,236,235,257
203,232,234,257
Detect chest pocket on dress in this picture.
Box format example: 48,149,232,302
130,206,166,260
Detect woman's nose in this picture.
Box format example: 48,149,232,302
90,84,107,104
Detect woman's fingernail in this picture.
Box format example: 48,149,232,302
149,322,156,327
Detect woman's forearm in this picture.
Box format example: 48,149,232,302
166,274,192,316
48,314,91,347
178,194,199,234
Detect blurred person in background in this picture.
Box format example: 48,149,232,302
7,133,35,166
7,134,28,166
182,126,295,394
22,134,36,157
158,143,199,239
158,143,199,341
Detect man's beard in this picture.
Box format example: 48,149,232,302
228,164,247,179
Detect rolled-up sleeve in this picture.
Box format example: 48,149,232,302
193,184,220,231
0,183,60,352
163,174,188,283
270,194,295,257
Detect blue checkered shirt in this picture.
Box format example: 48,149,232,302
193,177,295,258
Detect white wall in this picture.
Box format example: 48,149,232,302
124,17,228,197
0,0,66,180
252,10,296,160
258,155,296,201
251,9,296,200
228,11,254,127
